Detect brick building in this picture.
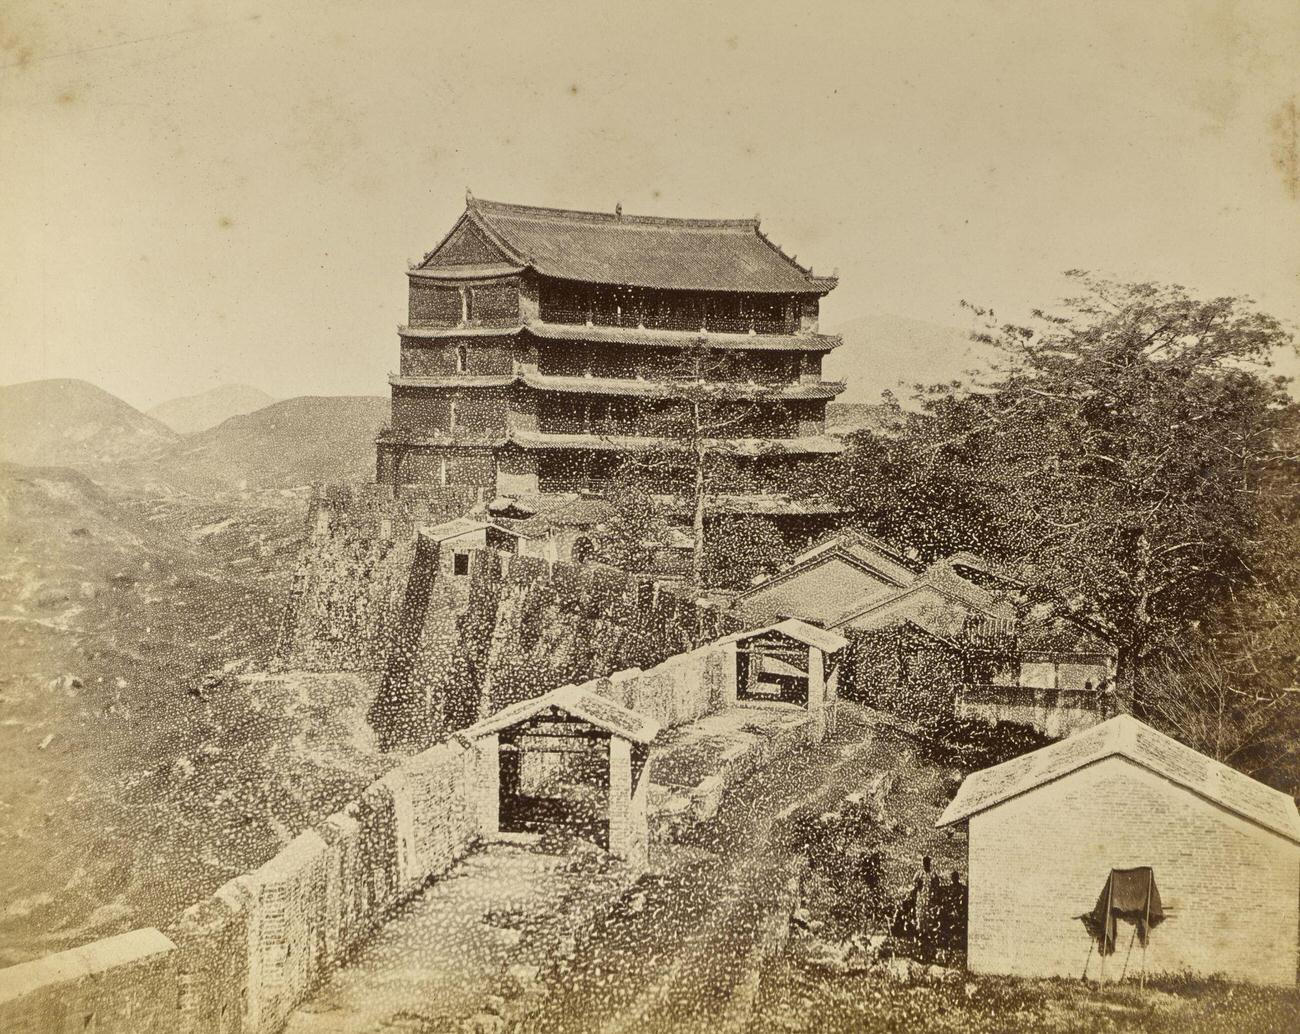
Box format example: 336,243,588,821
376,195,845,524
938,714,1300,986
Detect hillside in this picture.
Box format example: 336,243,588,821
1,380,388,494
0,461,343,963
0,379,178,467
824,313,986,404
147,383,277,434
156,395,388,491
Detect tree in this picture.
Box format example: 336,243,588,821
970,275,1294,685
615,338,789,587
1133,408,1300,788
809,389,1016,563
703,514,791,590
590,469,672,573
825,274,1296,692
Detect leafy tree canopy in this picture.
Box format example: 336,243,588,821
818,273,1297,686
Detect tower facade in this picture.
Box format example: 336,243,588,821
377,197,845,508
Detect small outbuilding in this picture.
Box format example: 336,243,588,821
421,517,524,575
460,683,659,870
938,714,1300,986
715,619,849,737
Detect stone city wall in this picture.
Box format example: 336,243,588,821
0,740,479,1034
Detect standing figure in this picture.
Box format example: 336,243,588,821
913,855,937,946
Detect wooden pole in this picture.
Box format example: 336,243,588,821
1121,923,1137,981
1140,871,1152,991
1100,872,1112,984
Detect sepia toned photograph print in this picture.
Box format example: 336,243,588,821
1,1,1298,1031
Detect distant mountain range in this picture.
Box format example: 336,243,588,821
147,384,277,434
0,379,386,493
824,312,987,404
156,395,389,491
0,379,179,468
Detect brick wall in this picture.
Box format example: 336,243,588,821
400,339,518,377
967,756,1300,986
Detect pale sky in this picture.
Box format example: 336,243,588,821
2,0,1297,409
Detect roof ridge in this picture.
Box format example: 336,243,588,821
737,544,909,602
938,713,1300,843
471,196,759,231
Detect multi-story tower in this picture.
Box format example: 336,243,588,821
376,196,845,508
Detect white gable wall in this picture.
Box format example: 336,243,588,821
968,755,1299,986
740,555,899,626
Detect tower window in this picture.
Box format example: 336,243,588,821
456,345,469,373
453,552,470,576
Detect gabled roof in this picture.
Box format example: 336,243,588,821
460,682,660,745
792,527,919,574
734,544,912,618
826,562,1017,631
937,714,1300,844
718,617,850,655
421,198,835,295
420,517,523,543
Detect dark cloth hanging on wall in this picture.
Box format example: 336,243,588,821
1079,866,1165,955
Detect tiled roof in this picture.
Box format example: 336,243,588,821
938,714,1300,844
397,322,844,352
399,324,525,339
460,198,833,295
408,263,524,281
389,375,516,389
825,556,1017,631
912,557,1011,614
419,517,523,543
527,322,843,352
792,527,921,577
460,682,660,745
500,494,618,532
718,617,850,655
736,545,912,612
520,370,846,401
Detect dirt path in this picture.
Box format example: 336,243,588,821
515,705,896,1034
284,842,632,1034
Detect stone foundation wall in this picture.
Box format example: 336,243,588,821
281,485,740,749
954,695,1109,739
0,929,180,1034
1,591,755,1033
